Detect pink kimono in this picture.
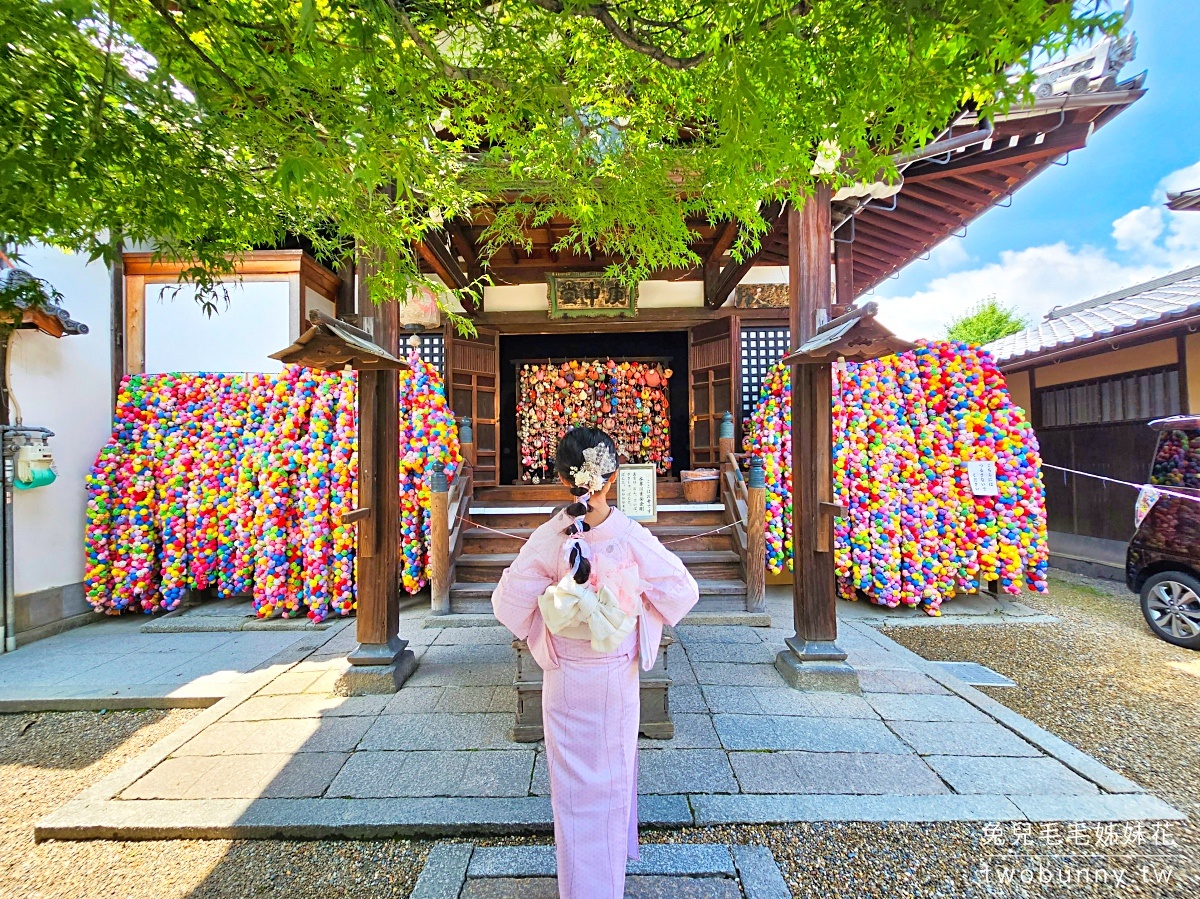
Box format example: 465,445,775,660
491,507,699,899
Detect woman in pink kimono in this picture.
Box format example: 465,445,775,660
492,427,699,899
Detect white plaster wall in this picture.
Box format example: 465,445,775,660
9,246,113,595
144,280,289,373
305,286,336,321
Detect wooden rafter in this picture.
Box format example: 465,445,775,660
907,123,1092,180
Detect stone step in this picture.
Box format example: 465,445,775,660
455,550,742,583
460,525,734,554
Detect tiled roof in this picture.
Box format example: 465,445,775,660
985,265,1200,366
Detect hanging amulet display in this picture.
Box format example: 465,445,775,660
517,358,673,481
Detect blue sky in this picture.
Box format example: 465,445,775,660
872,0,1200,340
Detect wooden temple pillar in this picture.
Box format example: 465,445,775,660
343,278,416,691
775,185,859,692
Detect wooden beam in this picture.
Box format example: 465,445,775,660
834,238,854,311
416,230,469,290
445,222,485,286
702,219,739,305
706,203,785,308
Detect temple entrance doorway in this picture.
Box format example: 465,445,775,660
498,330,690,485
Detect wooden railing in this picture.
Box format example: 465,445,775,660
719,449,766,613
429,420,476,615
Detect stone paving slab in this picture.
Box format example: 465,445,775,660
36,794,695,841
888,720,1042,758
461,876,741,899
328,750,534,798
864,692,990,723
468,843,737,877
704,685,877,719
713,714,910,754
927,755,1101,796
730,751,949,795
0,624,342,713
930,660,1017,688
435,843,792,899
733,844,792,899
691,793,1027,824
173,716,374,756
358,713,514,751
122,752,348,800
638,713,720,749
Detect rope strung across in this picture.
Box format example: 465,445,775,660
1041,463,1200,503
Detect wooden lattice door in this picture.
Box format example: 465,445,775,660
689,316,739,468
447,326,499,487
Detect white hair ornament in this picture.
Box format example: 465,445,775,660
569,444,617,493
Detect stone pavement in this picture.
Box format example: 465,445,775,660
410,843,792,899
34,589,1181,841
0,612,350,712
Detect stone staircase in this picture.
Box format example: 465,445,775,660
438,481,768,625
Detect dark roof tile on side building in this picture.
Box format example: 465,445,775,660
985,264,1200,367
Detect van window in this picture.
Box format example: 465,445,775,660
1150,429,1200,489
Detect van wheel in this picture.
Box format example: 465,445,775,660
1140,572,1200,649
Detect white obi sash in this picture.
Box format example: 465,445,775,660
537,574,640,653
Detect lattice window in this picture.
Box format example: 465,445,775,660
1038,365,1180,428
740,326,791,421
418,333,445,376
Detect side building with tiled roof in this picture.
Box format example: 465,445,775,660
986,265,1200,579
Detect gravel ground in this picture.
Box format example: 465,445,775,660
0,709,426,899
3,571,1194,899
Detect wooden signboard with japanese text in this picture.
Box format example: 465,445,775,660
548,273,638,318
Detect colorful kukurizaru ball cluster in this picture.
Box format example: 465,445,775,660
84,353,459,619
517,358,672,479
744,341,1048,615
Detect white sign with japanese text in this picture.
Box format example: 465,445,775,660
616,464,658,522
966,460,999,496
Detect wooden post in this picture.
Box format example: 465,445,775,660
718,411,735,463
344,264,415,689
429,461,450,615
460,416,477,470
746,455,767,613
834,238,855,317
776,184,858,692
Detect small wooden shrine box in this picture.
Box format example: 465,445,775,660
510,632,676,742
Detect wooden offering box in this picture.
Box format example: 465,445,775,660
510,632,676,742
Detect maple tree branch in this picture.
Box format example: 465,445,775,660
530,1,811,70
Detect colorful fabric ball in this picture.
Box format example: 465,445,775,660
83,352,460,620
744,340,1049,614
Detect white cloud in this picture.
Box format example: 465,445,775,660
1111,205,1164,254
1155,159,1200,200
870,159,1200,341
